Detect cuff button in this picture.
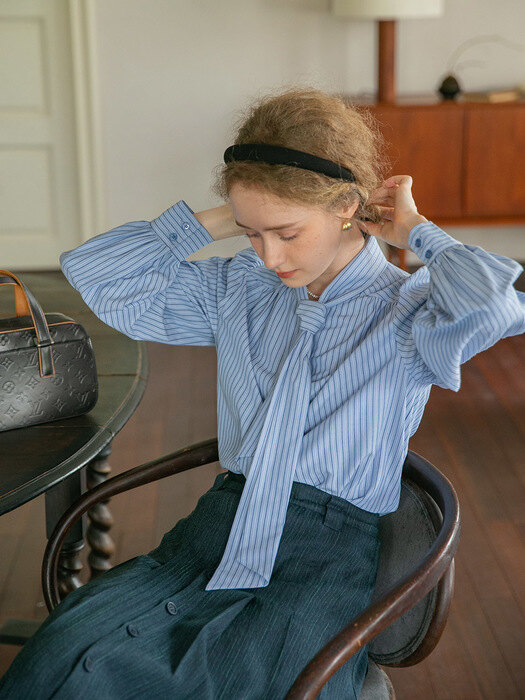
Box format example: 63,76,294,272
425,250,432,259
414,237,422,247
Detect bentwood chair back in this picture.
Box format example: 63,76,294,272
42,441,460,700
357,450,459,698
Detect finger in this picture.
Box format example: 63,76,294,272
374,182,399,194
383,175,412,188
360,219,388,235
368,189,398,205
369,188,393,201
369,184,397,200
369,205,395,217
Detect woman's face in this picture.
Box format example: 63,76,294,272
228,182,363,292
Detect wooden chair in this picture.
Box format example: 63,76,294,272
42,439,461,699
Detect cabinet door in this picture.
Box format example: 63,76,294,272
464,104,525,217
368,105,464,220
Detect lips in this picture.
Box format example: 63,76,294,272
276,270,297,278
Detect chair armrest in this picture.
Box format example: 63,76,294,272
42,437,219,612
396,556,455,667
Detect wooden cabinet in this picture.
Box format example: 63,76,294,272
464,105,525,218
347,96,525,227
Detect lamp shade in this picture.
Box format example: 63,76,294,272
332,0,444,19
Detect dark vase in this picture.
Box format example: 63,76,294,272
438,74,462,100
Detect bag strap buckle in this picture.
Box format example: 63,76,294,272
35,337,54,348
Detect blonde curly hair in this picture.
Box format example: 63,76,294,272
212,85,391,227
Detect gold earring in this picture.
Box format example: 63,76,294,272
342,220,352,230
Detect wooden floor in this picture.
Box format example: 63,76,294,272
1,321,524,697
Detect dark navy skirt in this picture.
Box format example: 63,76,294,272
0,470,381,699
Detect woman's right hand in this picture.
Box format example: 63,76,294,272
194,203,246,241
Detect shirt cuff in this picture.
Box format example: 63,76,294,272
151,199,214,259
408,220,463,265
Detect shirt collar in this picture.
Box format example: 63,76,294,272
249,234,388,303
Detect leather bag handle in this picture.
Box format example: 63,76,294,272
0,270,55,378
0,272,31,317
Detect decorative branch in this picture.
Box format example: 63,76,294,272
446,33,525,75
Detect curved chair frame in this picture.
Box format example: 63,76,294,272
42,439,460,700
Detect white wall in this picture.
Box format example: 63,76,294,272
91,0,525,264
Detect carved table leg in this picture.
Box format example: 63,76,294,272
45,468,87,599
56,541,84,597
86,441,115,579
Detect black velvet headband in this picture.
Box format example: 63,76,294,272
223,143,356,183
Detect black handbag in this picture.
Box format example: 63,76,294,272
0,270,98,432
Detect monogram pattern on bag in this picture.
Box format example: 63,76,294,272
0,317,98,432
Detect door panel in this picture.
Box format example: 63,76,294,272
0,0,81,270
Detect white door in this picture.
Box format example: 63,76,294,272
0,0,81,270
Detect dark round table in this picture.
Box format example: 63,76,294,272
0,271,148,644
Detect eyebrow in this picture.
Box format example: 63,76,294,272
234,219,300,231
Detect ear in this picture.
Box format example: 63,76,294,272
341,201,359,219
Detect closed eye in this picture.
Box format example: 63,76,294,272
245,232,297,241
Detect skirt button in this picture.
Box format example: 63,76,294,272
166,601,177,615
83,655,95,672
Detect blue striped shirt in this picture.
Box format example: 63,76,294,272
60,200,525,590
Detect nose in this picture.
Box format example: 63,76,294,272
261,239,287,271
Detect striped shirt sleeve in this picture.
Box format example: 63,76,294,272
59,200,230,346
393,221,525,391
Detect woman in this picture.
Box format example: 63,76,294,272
1,87,524,699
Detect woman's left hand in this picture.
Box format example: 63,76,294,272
355,175,428,249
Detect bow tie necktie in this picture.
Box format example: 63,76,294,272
205,298,330,590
